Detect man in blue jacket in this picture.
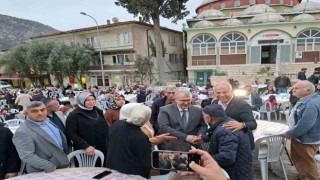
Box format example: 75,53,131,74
282,80,320,180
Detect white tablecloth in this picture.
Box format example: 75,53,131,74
8,167,146,180
253,120,289,142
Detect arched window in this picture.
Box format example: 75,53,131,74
297,29,320,51
221,33,246,55
191,34,216,56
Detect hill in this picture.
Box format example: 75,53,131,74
0,14,59,50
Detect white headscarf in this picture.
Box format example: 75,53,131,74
119,103,140,120
126,105,151,127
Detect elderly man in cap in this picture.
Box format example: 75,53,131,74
202,104,253,180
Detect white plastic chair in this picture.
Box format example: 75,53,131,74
253,135,288,180
67,149,104,167
259,101,277,121
0,115,5,122
99,100,109,110
4,119,24,127
252,111,261,120
145,94,152,102
279,102,291,122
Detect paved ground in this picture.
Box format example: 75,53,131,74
253,115,320,180
253,140,320,180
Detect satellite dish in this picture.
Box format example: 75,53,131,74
112,17,119,23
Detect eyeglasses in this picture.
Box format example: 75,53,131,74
179,99,191,103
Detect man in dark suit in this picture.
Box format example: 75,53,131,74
158,89,207,146
150,86,177,134
12,101,69,173
297,68,307,80
212,83,257,150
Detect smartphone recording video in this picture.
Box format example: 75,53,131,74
152,150,201,171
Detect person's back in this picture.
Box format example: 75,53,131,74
207,118,252,180
106,120,151,179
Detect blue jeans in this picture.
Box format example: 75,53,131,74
277,87,287,94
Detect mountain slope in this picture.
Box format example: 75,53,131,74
0,14,59,50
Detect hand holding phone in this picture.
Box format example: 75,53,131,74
179,149,228,180
151,150,201,171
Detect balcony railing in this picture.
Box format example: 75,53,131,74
192,59,215,66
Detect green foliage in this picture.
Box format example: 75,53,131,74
257,66,274,76
214,71,228,76
115,0,189,23
154,81,162,86
0,41,95,87
134,56,154,84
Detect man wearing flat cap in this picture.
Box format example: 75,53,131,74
212,82,257,150
202,104,252,180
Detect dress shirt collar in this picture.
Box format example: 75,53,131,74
26,118,48,126
177,105,188,112
218,96,233,110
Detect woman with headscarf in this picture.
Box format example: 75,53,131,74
104,94,125,126
106,105,152,178
66,92,108,167
119,103,176,145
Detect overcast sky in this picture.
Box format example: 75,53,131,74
1,0,199,31
1,0,307,32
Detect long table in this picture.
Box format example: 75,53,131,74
8,167,146,180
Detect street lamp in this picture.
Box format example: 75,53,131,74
80,12,105,87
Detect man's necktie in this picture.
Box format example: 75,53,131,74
181,110,187,130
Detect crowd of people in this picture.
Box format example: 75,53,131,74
0,67,319,180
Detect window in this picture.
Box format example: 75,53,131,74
96,76,109,86
234,0,240,7
86,37,97,47
250,0,256,5
169,54,177,64
266,0,271,5
169,36,177,46
92,55,104,66
118,32,132,46
297,29,320,51
221,33,246,55
221,2,225,9
191,34,216,56
112,54,129,65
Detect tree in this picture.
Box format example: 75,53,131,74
149,37,166,58
0,41,56,87
62,43,95,87
134,56,154,84
0,41,95,88
115,0,189,84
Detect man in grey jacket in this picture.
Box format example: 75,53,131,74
282,80,320,180
12,101,69,173
158,88,207,147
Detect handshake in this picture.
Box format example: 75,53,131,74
186,135,203,145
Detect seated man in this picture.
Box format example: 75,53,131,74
12,101,69,173
158,89,207,149
0,122,20,179
243,85,263,111
202,104,253,180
